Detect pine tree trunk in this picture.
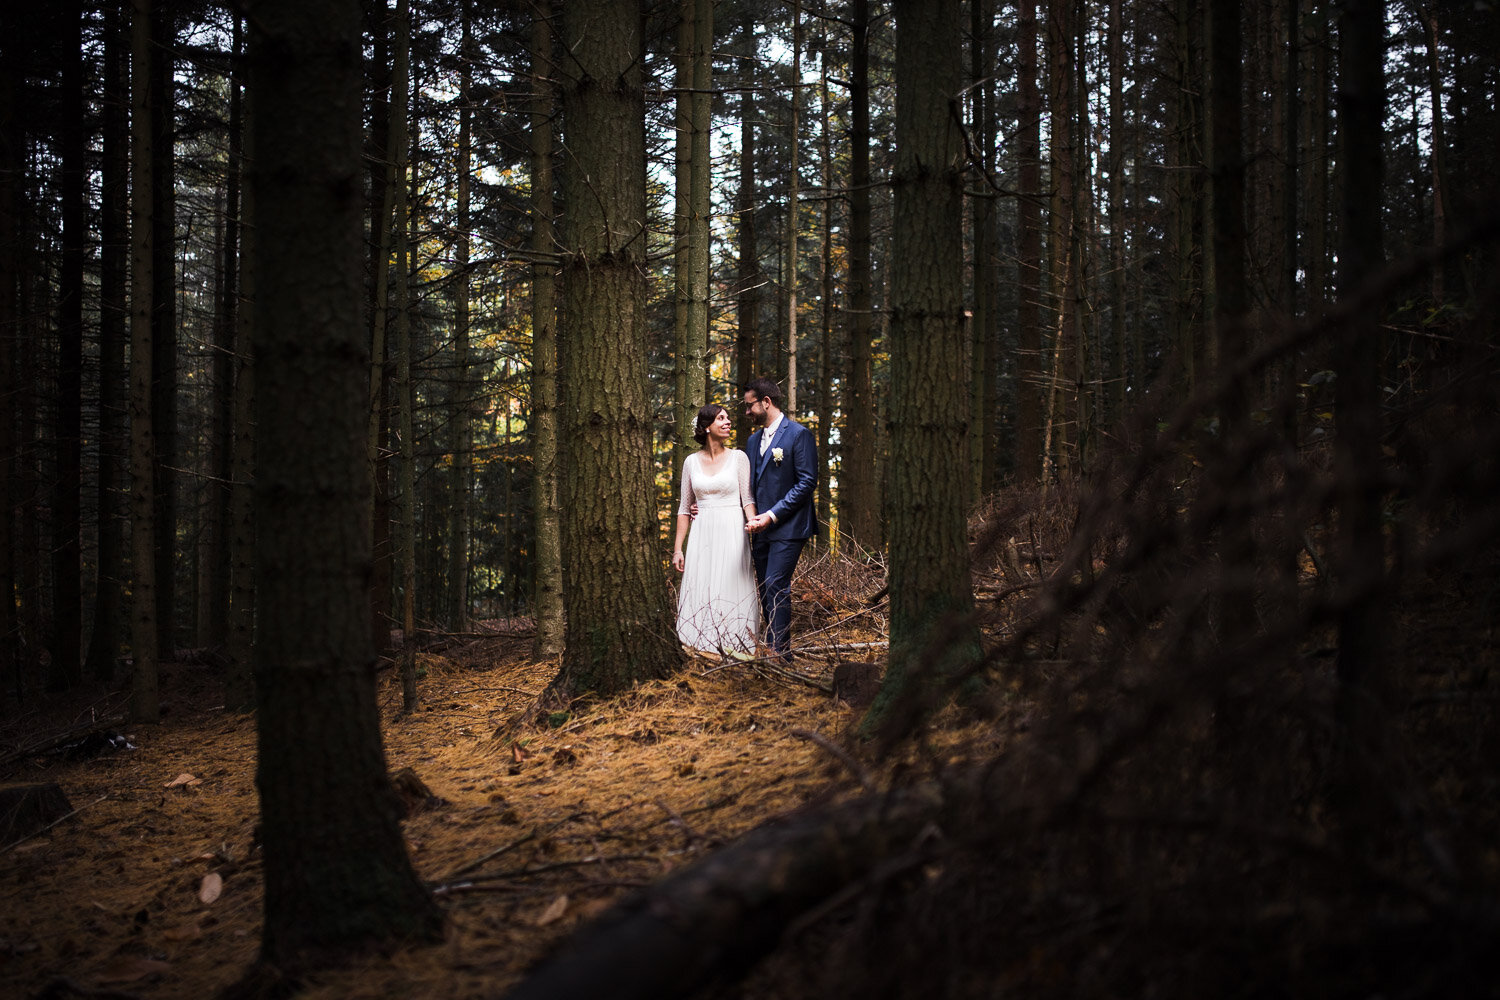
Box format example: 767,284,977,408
150,3,177,659
129,0,159,723
842,0,880,550
735,16,761,445
244,0,442,971
0,6,20,701
449,1,472,633
50,0,85,691
528,1,564,662
1413,0,1448,303
1044,0,1078,481
816,43,835,544
1333,0,1386,693
394,0,418,711
865,0,978,734
204,17,242,653
1107,0,1127,427
784,0,802,414
366,0,398,655
223,73,256,714
1301,0,1329,315
546,0,679,702
87,0,130,682
672,0,712,493
1015,0,1043,483
969,0,998,497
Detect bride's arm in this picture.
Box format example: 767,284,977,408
674,455,695,571
737,450,757,522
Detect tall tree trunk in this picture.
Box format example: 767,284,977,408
735,16,761,444
1014,0,1042,483
784,0,802,414
243,0,443,974
150,1,177,659
223,74,256,713
545,0,679,702
816,43,835,545
1107,0,1127,427
866,0,978,736
1206,0,1256,651
529,0,563,661
394,1,418,711
87,0,131,682
204,16,242,653
0,4,20,700
1071,0,1094,472
672,0,712,493
1301,0,1330,316
1412,0,1448,303
1043,0,1078,482
842,0,880,550
1168,0,1205,393
367,0,397,655
970,0,998,498
1333,0,1386,694
449,0,472,633
50,0,86,690
129,0,160,723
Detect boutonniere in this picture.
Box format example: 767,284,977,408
772,447,784,465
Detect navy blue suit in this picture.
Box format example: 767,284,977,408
746,416,817,658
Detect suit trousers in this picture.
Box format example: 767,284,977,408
751,535,806,659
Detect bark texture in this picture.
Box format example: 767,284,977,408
246,0,442,968
529,1,564,661
865,0,978,733
548,0,679,701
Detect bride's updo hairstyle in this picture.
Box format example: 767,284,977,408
693,404,726,446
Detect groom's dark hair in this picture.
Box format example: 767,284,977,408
743,376,781,407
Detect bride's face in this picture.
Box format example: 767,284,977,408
709,409,733,441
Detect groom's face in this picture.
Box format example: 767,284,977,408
743,391,770,427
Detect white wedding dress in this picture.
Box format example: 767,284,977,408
676,449,760,654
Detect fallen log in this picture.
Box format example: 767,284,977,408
500,778,949,1000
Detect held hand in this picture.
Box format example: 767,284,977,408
672,550,685,572
745,513,771,534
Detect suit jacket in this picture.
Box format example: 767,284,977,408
746,415,818,541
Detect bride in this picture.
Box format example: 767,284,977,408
672,404,760,654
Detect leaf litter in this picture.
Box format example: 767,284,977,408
0,587,982,1000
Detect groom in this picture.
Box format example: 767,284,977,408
742,377,817,662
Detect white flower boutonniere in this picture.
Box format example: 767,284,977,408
772,447,784,465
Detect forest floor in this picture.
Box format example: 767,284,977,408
0,563,984,1000
3,475,1497,1000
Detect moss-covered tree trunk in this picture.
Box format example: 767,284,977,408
546,0,679,703
244,0,442,974
865,0,978,736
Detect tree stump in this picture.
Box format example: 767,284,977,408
0,783,74,845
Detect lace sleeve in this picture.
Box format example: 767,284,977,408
736,450,753,509
677,452,696,516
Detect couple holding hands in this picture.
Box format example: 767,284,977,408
672,377,817,663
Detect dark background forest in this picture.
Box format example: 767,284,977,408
2,0,1499,996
